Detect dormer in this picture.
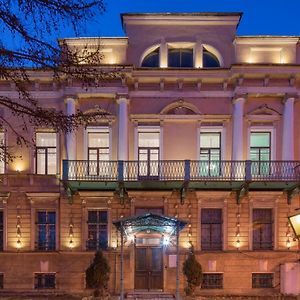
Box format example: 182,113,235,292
121,13,242,68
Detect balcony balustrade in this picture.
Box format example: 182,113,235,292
63,160,300,182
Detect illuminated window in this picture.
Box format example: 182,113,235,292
203,48,220,68
138,128,160,179
141,48,159,67
87,127,110,176
87,210,108,251
201,209,223,251
250,132,271,175
200,132,221,176
168,48,193,68
253,209,273,250
36,132,57,175
34,273,55,289
36,211,56,251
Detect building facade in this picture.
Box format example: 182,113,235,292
0,12,300,297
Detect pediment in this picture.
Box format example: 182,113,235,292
160,100,201,115
247,104,281,116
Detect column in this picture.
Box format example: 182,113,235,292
65,97,76,160
232,96,246,161
194,38,203,68
117,95,129,161
159,38,168,68
282,96,295,160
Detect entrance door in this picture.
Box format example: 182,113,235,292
135,247,163,290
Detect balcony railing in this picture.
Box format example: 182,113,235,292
63,160,300,182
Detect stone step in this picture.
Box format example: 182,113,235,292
126,292,175,300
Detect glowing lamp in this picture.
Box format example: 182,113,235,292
236,239,240,250
16,239,22,249
162,236,170,246
69,239,74,249
288,211,300,239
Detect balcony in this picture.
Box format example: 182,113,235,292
62,160,300,193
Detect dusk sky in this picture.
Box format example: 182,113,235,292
64,0,300,39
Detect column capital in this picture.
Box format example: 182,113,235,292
283,93,298,103
64,96,78,104
232,94,247,105
116,94,130,105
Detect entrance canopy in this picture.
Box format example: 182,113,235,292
113,213,187,236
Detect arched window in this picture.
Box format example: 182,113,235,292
203,48,220,68
141,48,159,67
168,48,193,68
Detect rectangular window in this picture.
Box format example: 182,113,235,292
252,273,273,288
87,210,108,251
0,273,3,289
200,132,221,176
0,132,4,174
253,209,273,250
34,273,56,289
36,211,56,251
87,127,110,176
36,132,57,175
250,132,271,175
0,211,3,251
202,273,223,289
201,209,222,251
138,128,160,179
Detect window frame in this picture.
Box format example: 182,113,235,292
0,131,5,174
252,273,274,288
168,48,194,68
35,131,58,175
86,209,109,251
252,208,273,250
84,126,111,161
35,210,57,251
200,208,223,251
0,273,3,289
248,127,276,161
34,272,56,289
202,273,223,289
0,210,3,251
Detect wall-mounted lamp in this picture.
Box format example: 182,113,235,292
288,210,300,240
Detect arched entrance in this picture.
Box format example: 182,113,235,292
113,213,187,300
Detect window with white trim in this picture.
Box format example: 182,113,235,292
36,132,57,175
168,48,193,68
250,131,271,176
200,132,221,177
87,127,110,176
138,128,160,179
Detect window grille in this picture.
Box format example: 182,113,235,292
252,273,273,288
34,273,55,289
202,273,223,289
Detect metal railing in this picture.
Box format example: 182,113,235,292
63,160,300,182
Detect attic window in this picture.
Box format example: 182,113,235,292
141,48,159,67
203,48,220,68
168,48,193,68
